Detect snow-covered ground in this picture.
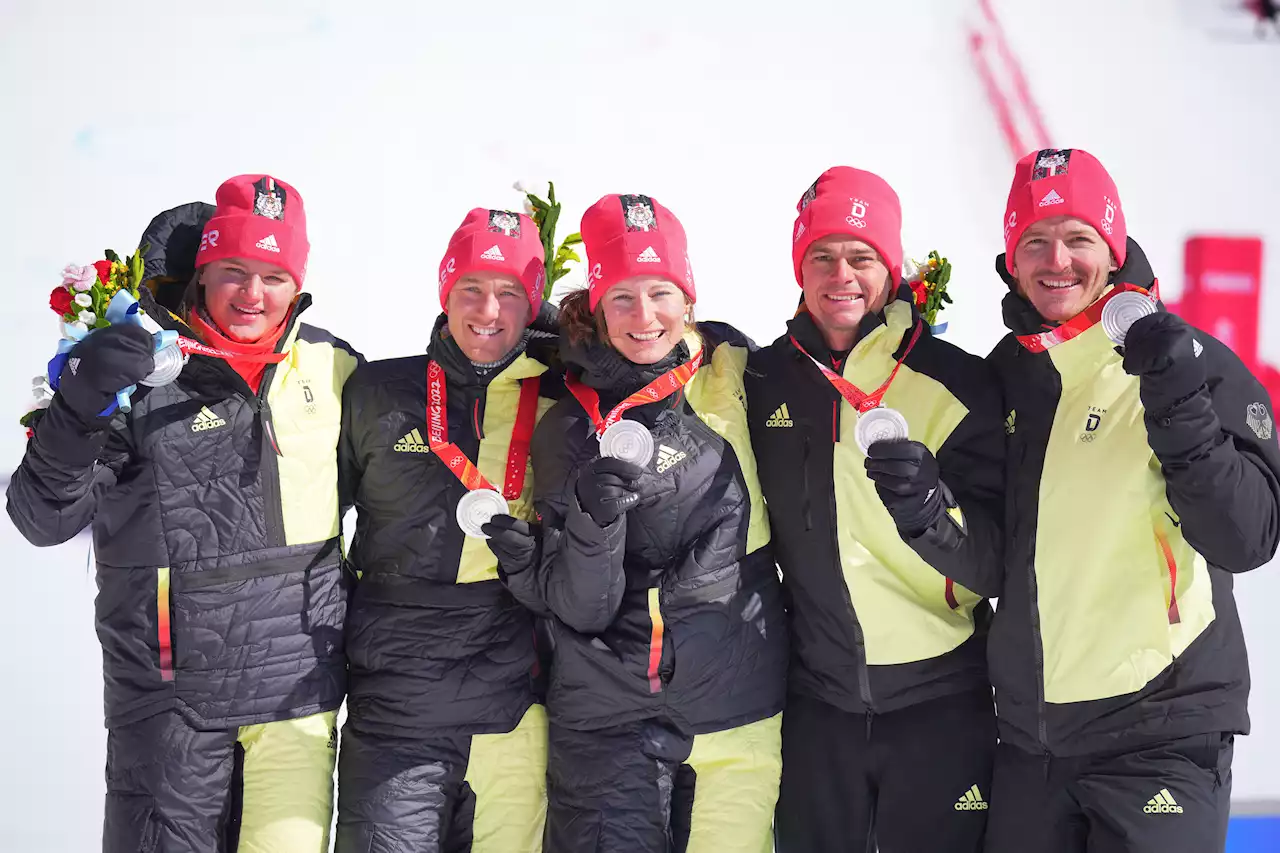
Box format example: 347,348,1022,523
2,0,1277,849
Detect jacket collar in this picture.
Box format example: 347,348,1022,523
787,284,918,368
426,313,548,389
138,285,311,354
561,329,702,395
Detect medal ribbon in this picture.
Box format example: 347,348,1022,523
565,350,704,438
1015,281,1159,353
176,335,290,364
790,322,924,414
426,360,541,500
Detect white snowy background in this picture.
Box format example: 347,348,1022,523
2,0,1278,849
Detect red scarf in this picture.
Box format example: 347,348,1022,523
188,310,290,393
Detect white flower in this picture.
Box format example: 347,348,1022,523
902,258,921,282
61,264,98,292
513,178,548,198
74,292,93,308
60,317,88,338
523,198,536,218
78,310,96,325
29,375,54,408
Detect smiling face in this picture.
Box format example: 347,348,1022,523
599,276,690,365
799,235,893,351
445,272,531,363
1011,216,1118,322
200,257,298,342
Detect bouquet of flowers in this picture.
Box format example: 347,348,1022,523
515,181,582,301
903,250,953,332
50,247,146,334
23,246,152,433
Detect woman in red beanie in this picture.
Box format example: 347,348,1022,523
9,175,362,852
493,193,787,852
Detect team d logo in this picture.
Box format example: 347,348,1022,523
1100,196,1117,236
846,198,869,229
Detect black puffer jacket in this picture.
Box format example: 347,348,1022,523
988,237,1280,756
6,205,363,728
505,325,787,734
339,314,562,737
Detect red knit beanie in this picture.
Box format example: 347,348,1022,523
580,193,696,311
438,208,545,320
1003,148,1126,273
197,175,309,285
792,166,903,286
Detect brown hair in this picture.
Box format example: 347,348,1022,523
557,287,698,351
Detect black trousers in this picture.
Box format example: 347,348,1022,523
774,690,997,853
334,705,547,853
985,733,1233,853
103,709,336,853
544,714,783,853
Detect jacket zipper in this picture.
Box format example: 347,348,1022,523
254,361,287,548
800,350,873,715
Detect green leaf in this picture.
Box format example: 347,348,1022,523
104,249,120,263
562,232,583,245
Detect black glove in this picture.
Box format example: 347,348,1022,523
482,514,540,576
575,456,644,527
56,324,156,422
864,440,947,537
1121,312,1206,415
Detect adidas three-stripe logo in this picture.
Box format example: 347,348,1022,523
954,785,988,811
480,245,506,261
191,406,227,432
656,443,687,473
255,234,281,252
394,428,431,453
1144,788,1183,814
766,404,793,427
637,246,662,263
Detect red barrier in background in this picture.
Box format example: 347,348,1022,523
1167,235,1279,399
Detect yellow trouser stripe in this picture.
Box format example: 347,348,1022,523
235,711,337,853
684,713,783,853
463,703,549,852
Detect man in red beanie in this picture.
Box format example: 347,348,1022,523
333,208,561,852
745,166,1005,852
9,175,363,852
984,147,1280,852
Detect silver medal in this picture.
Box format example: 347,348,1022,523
599,420,655,466
455,488,509,539
139,343,188,387
855,406,910,454
1100,291,1157,346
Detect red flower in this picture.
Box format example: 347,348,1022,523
49,286,74,316
910,279,929,308
93,259,113,284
